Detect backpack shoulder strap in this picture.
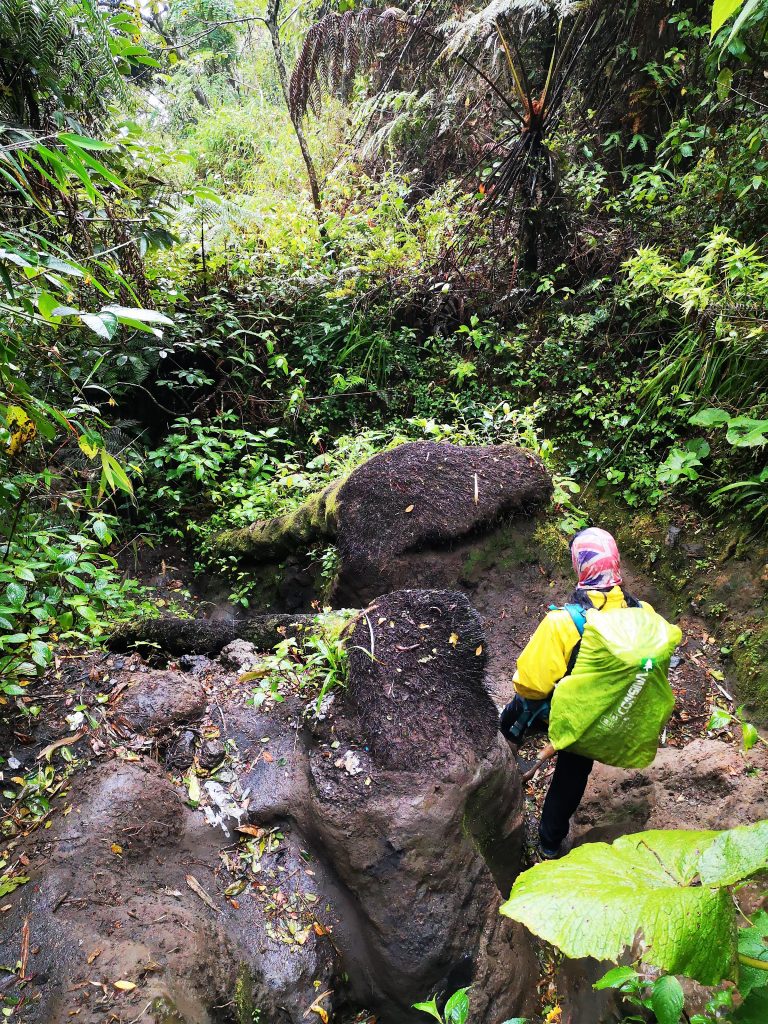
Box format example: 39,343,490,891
549,603,587,677
563,603,588,635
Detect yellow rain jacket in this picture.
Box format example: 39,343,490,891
513,587,653,701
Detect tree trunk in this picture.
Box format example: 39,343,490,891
108,613,320,655
266,0,326,232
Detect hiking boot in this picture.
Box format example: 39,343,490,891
538,842,561,860
538,827,573,861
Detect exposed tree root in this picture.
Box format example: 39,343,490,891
108,613,319,655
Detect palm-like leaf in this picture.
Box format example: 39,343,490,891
0,0,127,127
438,0,577,61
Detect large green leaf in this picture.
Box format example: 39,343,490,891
738,911,768,997
689,408,731,427
412,997,442,1023
101,304,173,326
698,820,768,887
724,417,768,448
57,132,113,151
444,987,469,1024
734,987,768,1023
651,975,684,1024
711,0,746,36
500,830,736,984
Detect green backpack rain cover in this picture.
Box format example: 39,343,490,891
548,606,682,769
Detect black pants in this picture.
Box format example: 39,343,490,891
539,750,594,850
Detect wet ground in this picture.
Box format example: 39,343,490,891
1,523,765,1024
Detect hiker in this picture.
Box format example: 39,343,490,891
500,527,678,859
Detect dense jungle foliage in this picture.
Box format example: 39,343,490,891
1,0,766,701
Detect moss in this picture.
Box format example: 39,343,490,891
532,518,571,574
234,964,255,1024
463,775,522,894
731,618,768,724
461,517,547,584
151,997,188,1023
212,478,345,561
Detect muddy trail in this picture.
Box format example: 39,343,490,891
1,442,766,1024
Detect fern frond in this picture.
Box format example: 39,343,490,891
0,0,130,126
76,0,129,104
289,8,412,119
438,0,577,62
357,89,436,161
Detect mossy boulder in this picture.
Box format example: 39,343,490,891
213,441,552,604
214,479,344,560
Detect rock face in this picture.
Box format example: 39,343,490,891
109,669,206,734
1,757,338,1024
573,736,768,843
213,441,552,606
0,589,535,1024
306,591,536,1020
332,441,552,603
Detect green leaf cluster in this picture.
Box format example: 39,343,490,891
501,821,768,988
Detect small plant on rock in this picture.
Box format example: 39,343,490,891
413,986,527,1024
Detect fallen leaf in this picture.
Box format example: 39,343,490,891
114,747,141,762
262,751,273,763
186,772,200,805
237,824,264,838
37,730,85,762
113,980,136,991
19,917,29,980
110,843,123,856
308,990,333,1023
87,948,102,964
185,873,219,913
449,633,459,647
313,921,327,937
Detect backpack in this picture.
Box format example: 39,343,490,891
548,603,682,769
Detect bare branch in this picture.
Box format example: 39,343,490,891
161,15,268,51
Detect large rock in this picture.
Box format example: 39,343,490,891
333,442,552,602
213,441,552,604
0,758,338,1024
223,589,537,1023
0,589,535,1024
305,590,536,1020
109,669,206,734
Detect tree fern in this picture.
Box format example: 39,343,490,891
289,9,415,119
0,0,127,127
437,0,576,62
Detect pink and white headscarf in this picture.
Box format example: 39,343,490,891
571,527,623,590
